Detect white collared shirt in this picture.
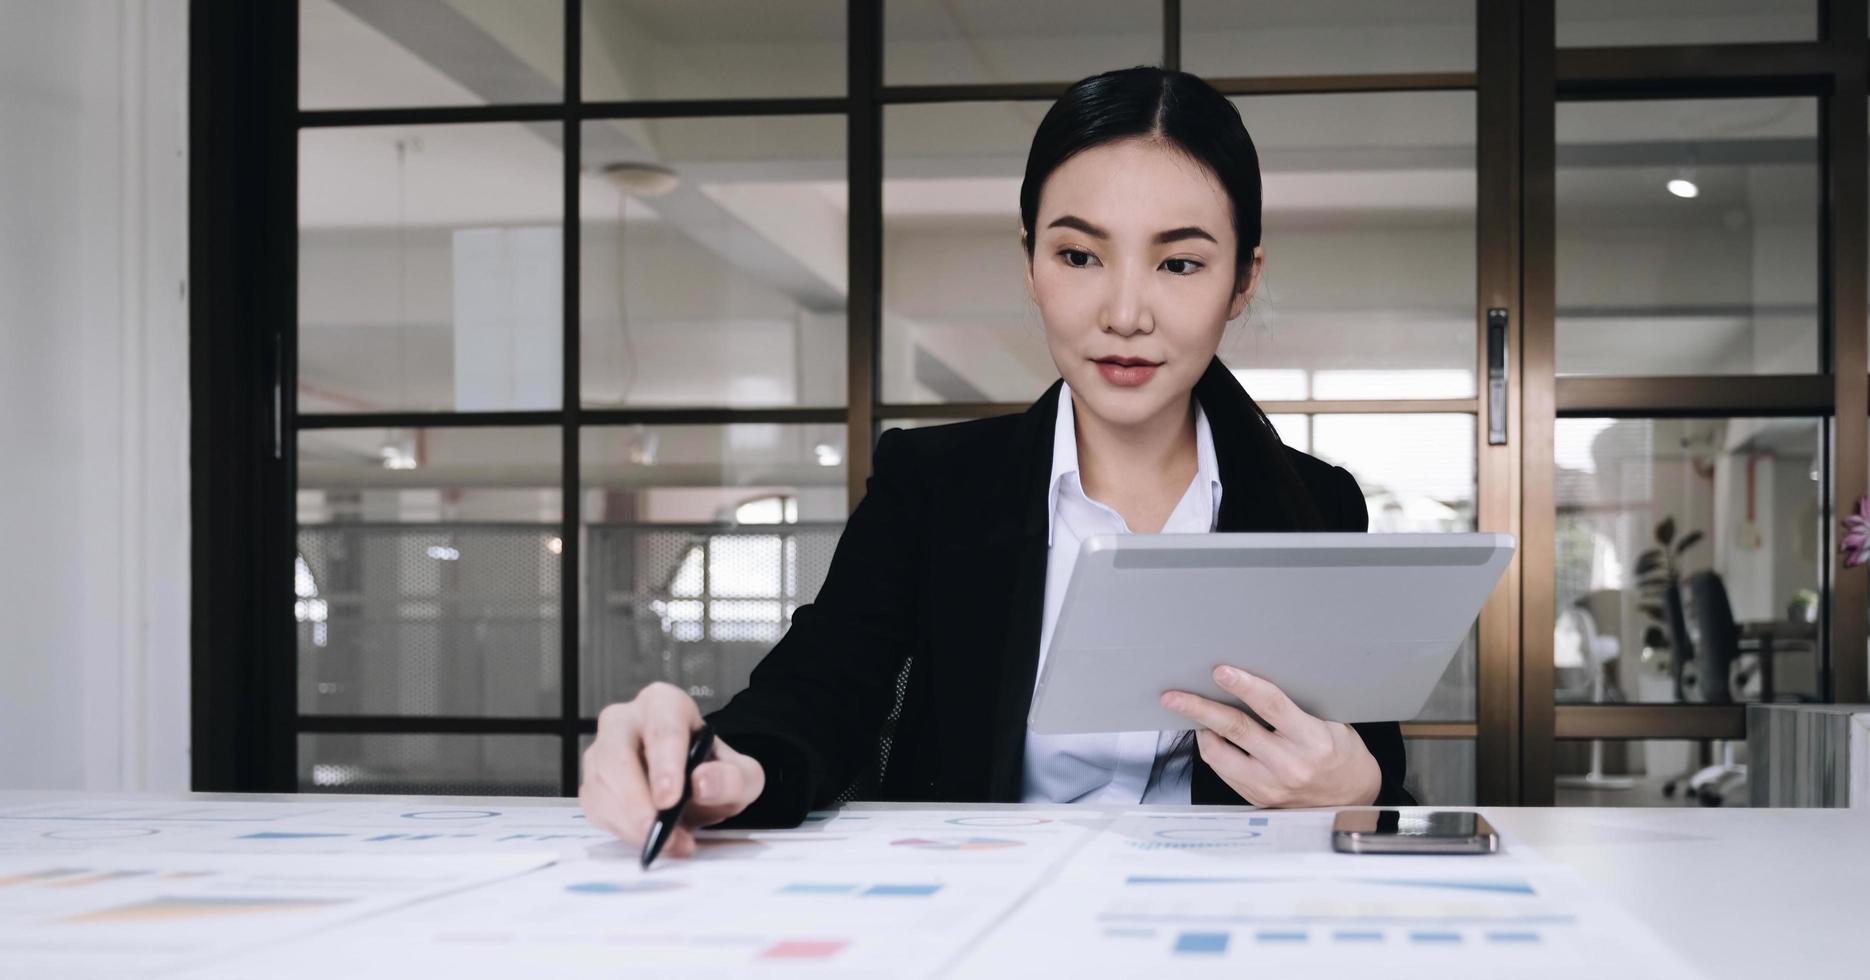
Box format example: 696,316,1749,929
1020,381,1224,805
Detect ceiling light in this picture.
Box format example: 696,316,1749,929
379,444,417,470
1667,164,1699,200
597,161,680,197
814,443,842,467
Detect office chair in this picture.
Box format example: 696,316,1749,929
1660,571,1816,805
1661,572,1745,805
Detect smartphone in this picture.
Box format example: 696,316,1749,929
1331,809,1499,855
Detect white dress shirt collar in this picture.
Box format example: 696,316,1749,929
1047,380,1224,546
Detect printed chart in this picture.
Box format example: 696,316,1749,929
960,837,1700,979
0,798,1702,979
0,849,551,979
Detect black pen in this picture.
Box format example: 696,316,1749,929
640,722,715,869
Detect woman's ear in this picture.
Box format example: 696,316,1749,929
1020,230,1037,303
1227,245,1265,322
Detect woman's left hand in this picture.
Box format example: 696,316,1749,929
1161,664,1382,808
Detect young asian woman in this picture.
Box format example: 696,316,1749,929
580,66,1416,856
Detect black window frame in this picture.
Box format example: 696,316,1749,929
189,0,1870,804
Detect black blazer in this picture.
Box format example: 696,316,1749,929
705,356,1414,827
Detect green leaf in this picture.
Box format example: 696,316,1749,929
1634,551,1664,575
1637,575,1670,590
1643,625,1670,649
1656,516,1676,546
1638,603,1666,622
1673,530,1703,555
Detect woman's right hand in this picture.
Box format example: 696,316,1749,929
579,681,765,856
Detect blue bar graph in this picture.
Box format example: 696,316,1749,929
1409,932,1463,944
1332,931,1385,943
1363,878,1535,896
1173,931,1230,955
1487,931,1542,944
861,884,941,897
1256,931,1308,944
779,883,859,895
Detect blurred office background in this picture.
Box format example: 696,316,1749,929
4,0,1867,809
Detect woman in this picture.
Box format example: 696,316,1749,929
581,66,1414,856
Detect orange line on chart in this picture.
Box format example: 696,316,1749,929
0,868,88,888
61,896,346,924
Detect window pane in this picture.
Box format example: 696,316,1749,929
580,424,848,715
1228,92,1477,399
301,0,564,109
580,116,847,407
1556,98,1819,377
1404,738,1475,806
884,0,1159,87
1555,739,1746,806
297,427,562,717
299,733,560,796
882,101,1055,404
1557,0,1814,47
300,124,564,413
1298,414,1478,531
1554,418,1824,705
1184,0,1473,77
583,0,844,100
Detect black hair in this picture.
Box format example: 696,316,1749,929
1019,67,1319,799
1019,65,1263,288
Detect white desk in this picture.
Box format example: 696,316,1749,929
0,791,1864,978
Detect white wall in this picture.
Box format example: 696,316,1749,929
0,0,189,791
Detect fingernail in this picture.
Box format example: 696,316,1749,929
1214,665,1236,683
695,773,715,800
1161,692,1179,709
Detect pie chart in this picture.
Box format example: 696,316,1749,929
890,836,1025,851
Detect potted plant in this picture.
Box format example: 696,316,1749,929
1634,516,1703,673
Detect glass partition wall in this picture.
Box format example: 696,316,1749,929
194,1,1868,805
1530,0,1866,804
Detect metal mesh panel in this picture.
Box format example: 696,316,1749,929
582,522,844,716
830,654,913,806
297,524,561,716
297,733,560,796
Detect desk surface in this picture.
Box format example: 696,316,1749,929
0,791,1864,978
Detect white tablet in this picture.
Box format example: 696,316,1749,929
1027,532,1516,734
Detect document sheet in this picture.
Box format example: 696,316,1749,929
0,798,1701,978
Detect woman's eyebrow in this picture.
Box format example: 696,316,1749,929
1045,214,1216,245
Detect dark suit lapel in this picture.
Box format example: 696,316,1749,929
983,378,1064,801
1190,356,1303,803
1195,355,1302,533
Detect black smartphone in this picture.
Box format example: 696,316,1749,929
1331,809,1499,855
